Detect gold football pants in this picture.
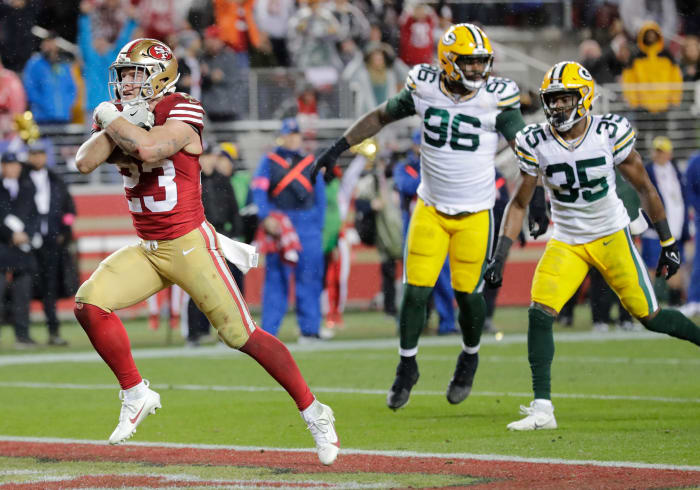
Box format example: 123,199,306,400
404,199,492,293
76,221,256,348
531,228,658,317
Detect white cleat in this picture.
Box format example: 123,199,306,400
507,400,557,431
302,400,340,465
108,380,161,445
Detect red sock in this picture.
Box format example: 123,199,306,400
74,303,142,390
239,328,314,411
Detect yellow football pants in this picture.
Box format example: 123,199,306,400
531,228,658,317
404,199,492,293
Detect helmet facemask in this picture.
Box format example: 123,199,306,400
540,89,588,133
109,62,179,104
448,53,493,91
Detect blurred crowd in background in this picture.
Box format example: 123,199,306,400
1,0,700,347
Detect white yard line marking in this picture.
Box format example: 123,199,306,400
1,435,699,472
0,331,668,367
1,381,698,404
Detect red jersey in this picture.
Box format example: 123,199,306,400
116,92,206,239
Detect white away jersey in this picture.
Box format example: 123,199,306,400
406,64,521,215
515,113,637,244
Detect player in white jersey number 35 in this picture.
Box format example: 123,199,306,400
484,60,700,431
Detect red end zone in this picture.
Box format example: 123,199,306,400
1,439,699,489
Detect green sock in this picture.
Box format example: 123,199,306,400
528,307,555,400
455,291,486,348
399,284,432,351
645,309,700,346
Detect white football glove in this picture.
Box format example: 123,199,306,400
93,101,121,129
121,100,155,129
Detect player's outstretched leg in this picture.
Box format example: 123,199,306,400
508,306,558,431
446,292,485,404
642,308,700,346
239,328,339,465
387,285,431,410
74,303,162,443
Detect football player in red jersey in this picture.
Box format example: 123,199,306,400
74,39,339,465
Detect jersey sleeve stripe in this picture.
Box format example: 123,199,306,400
168,116,204,124
169,110,204,117
613,130,635,153
174,103,203,111
516,145,534,157
517,154,538,166
497,94,521,107
614,127,634,145
613,137,635,156
516,149,537,163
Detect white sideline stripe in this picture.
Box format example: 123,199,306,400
0,330,668,367
409,354,700,366
1,435,699,472
1,381,699,404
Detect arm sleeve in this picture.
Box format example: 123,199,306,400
385,88,416,120
495,108,526,141
514,130,539,177
251,157,272,220
610,116,636,165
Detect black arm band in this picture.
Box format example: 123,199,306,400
652,218,674,244
329,137,350,158
493,236,514,261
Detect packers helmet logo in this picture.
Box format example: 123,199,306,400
578,66,592,80
442,30,457,46
147,44,173,61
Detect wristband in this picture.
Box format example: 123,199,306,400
329,136,350,158
652,218,674,244
493,235,514,261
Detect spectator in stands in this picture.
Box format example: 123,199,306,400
84,0,130,44
342,41,408,117
578,39,606,82
641,136,689,307
0,152,39,348
174,30,203,101
0,56,27,140
433,4,453,45
331,0,371,45
681,150,700,317
187,0,215,32
214,0,267,69
621,21,683,114
620,0,678,41
594,33,632,84
22,33,77,124
200,25,246,121
287,0,343,84
680,35,700,81
37,0,81,44
136,0,178,42
251,118,328,342
78,1,137,114
0,0,38,72
254,0,295,67
398,3,436,67
274,81,332,128
27,140,76,346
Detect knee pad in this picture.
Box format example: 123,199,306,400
214,320,250,349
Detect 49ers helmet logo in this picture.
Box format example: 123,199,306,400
147,44,172,61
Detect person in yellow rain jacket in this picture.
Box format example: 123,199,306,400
621,21,682,113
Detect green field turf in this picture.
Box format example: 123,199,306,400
1,306,699,467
